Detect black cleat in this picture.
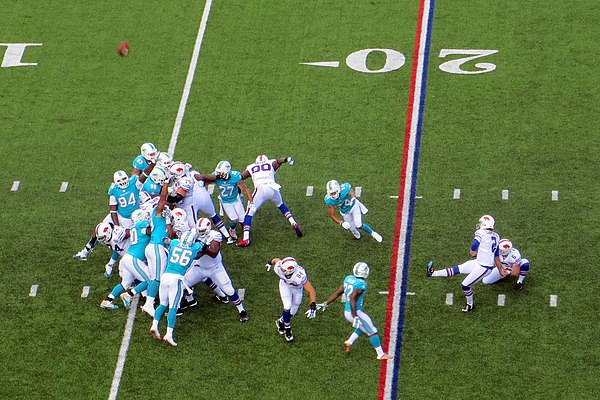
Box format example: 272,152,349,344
179,298,197,311
239,310,249,323
461,303,474,313
426,260,434,277
284,327,294,342
215,295,229,304
292,223,303,238
516,282,524,290
275,319,285,335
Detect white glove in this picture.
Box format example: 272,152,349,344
316,303,328,311
305,309,317,319
341,221,351,230
286,156,295,165
352,317,362,329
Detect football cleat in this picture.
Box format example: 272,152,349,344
100,300,118,310
351,229,361,239
215,295,229,304
239,310,250,323
426,260,434,277
371,231,383,242
73,250,88,261
284,327,294,342
516,282,524,290
120,292,132,309
226,236,236,245
236,239,250,248
275,319,285,335
292,223,303,237
377,354,394,360
141,303,155,318
344,341,352,354
228,227,237,240
163,335,177,347
150,327,161,340
462,303,474,313
179,297,197,311
104,263,113,279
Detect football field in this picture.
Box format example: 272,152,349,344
1,1,599,399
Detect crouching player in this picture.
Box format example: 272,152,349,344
483,238,530,289
266,257,317,342
317,262,392,360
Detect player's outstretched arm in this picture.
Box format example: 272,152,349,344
193,172,217,183
138,162,156,185
327,206,347,229
321,284,345,308
238,181,253,202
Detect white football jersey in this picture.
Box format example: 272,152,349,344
500,248,522,268
275,264,308,288
107,226,130,256
246,160,278,187
474,229,500,267
195,230,222,268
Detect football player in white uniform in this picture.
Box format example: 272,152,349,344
180,218,249,322
168,161,235,244
96,222,133,309
426,215,506,312
482,239,530,289
266,257,317,342
236,155,302,247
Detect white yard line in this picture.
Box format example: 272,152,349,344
502,189,508,200
81,286,90,298
445,293,453,305
29,284,39,297
168,0,214,156
354,186,362,197
238,288,246,301
110,2,214,399
306,186,314,196
11,181,20,191
550,294,558,307
551,190,559,201
60,181,69,192
497,294,506,306
453,188,461,199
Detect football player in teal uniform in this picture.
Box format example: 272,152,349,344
131,142,158,176
150,230,204,346
317,262,393,360
324,180,382,242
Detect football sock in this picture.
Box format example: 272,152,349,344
347,330,363,345
230,292,244,312
167,308,177,328
278,203,297,225
361,223,373,234
109,284,126,298
432,266,460,277
282,310,292,327
154,304,167,321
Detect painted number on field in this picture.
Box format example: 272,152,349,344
0,43,42,68
302,48,498,75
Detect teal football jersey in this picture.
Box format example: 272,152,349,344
142,178,162,197
127,221,151,260
215,170,243,203
343,275,368,312
108,175,141,218
149,209,168,245
324,182,355,214
165,239,202,276
132,155,149,172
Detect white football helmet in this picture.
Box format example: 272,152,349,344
215,160,232,180
278,257,298,278
113,170,129,189
156,152,173,168
477,214,495,230
353,262,370,279
180,229,198,248
499,239,513,256
255,154,269,164
141,142,158,162
131,209,150,224
169,161,186,178
195,218,212,240
172,208,187,226
95,222,113,244
149,166,169,185
326,180,341,199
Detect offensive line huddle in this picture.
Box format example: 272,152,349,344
73,143,391,357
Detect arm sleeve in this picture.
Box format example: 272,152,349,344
470,239,480,252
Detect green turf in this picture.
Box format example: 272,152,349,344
1,0,599,399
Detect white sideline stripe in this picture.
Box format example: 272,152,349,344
81,286,90,298
498,294,505,306
300,61,340,68
550,294,557,307
60,181,69,192
355,186,362,197
453,188,461,199
108,296,139,400
11,181,20,191
29,284,39,297
306,186,314,196
207,184,215,194
238,288,245,301
502,189,509,200
445,292,453,305
551,190,559,201
167,0,213,156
